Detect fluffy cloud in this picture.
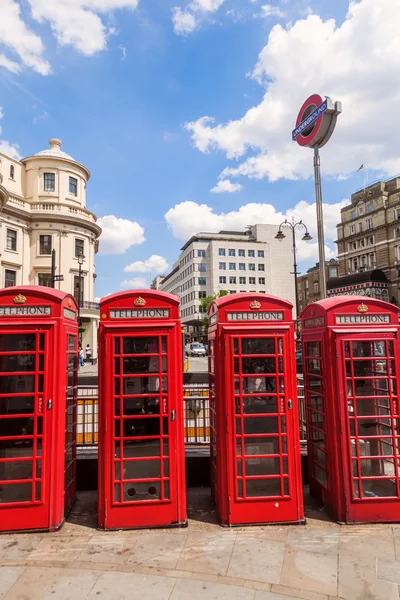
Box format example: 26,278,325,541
0,107,21,160
124,254,169,274
0,0,50,75
120,277,149,289
186,0,400,182
165,198,347,263
211,179,243,193
172,0,225,35
260,5,285,19
97,215,145,255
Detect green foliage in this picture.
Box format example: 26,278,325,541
200,289,229,334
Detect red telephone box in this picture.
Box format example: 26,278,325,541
0,286,78,533
208,293,304,526
301,296,400,523
98,290,187,530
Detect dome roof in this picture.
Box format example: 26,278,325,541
34,138,75,161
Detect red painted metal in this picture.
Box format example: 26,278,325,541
208,293,304,526
0,286,78,533
98,290,187,530
301,296,400,523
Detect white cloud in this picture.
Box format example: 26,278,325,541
260,5,285,18
0,0,50,75
124,254,169,274
0,107,21,160
185,0,400,183
211,179,243,193
172,0,225,35
97,215,146,255
119,45,127,60
120,277,149,289
164,198,346,263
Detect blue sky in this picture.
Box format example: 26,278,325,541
0,0,399,298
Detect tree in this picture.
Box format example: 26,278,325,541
200,289,229,334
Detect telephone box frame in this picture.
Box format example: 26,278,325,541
208,293,304,526
0,286,78,533
301,296,400,523
98,289,187,530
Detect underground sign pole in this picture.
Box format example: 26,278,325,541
292,94,341,299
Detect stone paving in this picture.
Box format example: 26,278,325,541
1,489,400,599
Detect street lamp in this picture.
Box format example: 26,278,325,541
275,218,312,338
77,253,85,346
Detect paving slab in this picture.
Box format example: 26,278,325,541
0,535,42,561
286,528,339,556
377,557,400,585
127,531,187,569
270,584,329,600
86,570,176,600
228,536,286,585
339,531,395,560
280,548,337,597
78,534,136,564
177,531,237,576
0,567,26,599
29,535,89,562
170,577,255,600
338,553,399,600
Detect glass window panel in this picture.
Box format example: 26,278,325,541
246,478,281,497
123,439,161,459
352,341,386,358
241,436,280,455
114,358,120,375
123,459,160,480
123,377,160,395
164,480,170,500
315,465,327,487
278,357,284,373
356,437,394,456
0,355,36,372
123,357,160,374
241,338,275,355
313,446,326,467
114,484,121,502
238,395,277,415
161,337,167,354
236,418,242,435
311,429,325,444
237,479,243,498
0,439,33,457
114,338,120,354
123,481,161,502
121,417,160,438
306,342,320,357
0,460,32,481
361,479,398,498
309,395,323,411
123,397,160,415
38,375,44,393
0,417,34,437
245,457,281,476
163,439,169,456
242,377,276,393
356,458,396,477
355,398,391,416
0,482,32,503
0,376,35,394
234,358,239,374
281,416,286,433
311,411,324,427
243,416,278,435
307,359,321,374
242,357,276,374
36,439,42,456
36,461,42,478
115,462,122,480
163,459,169,477
308,376,322,393
123,337,159,354
0,396,35,415
352,360,390,377
35,481,41,502
68,335,75,351
357,418,392,437
0,334,36,352
233,339,239,355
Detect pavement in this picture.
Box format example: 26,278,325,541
1,488,400,599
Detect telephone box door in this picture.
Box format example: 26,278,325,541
228,331,301,523
337,333,400,519
105,329,179,528
0,327,53,532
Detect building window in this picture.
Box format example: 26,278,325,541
229,263,236,270
350,225,355,235
238,249,245,257
198,264,206,272
258,264,265,271
39,235,52,255
258,250,264,258
367,203,372,213
197,249,206,257
44,173,55,192
259,277,265,285
351,210,356,219
239,277,246,284
38,273,52,287
249,277,256,285
6,229,17,251
249,263,255,271
219,262,226,270
198,291,207,299
366,218,372,230
74,275,84,303
239,263,245,271
69,176,78,196
394,209,400,221
198,277,206,285
9,165,14,179
359,206,364,216
229,290,236,294
75,238,84,257
248,250,255,257
4,269,16,288
219,276,226,284
229,276,236,284
218,248,225,256
313,283,319,294
358,223,363,232
328,268,337,278
228,249,235,256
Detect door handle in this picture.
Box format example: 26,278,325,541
170,410,176,421
288,399,293,410
47,399,52,410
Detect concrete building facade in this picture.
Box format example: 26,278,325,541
298,259,339,312
159,225,296,333
0,138,101,355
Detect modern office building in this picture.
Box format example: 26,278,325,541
159,225,296,335
297,259,339,312
0,138,101,354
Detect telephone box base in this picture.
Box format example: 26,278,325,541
219,518,306,528
100,519,188,532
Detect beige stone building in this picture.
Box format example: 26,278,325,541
297,259,339,312
0,138,101,355
336,176,400,303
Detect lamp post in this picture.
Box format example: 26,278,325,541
77,253,85,346
275,218,312,338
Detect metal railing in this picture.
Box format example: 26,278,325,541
77,386,98,448
183,384,209,444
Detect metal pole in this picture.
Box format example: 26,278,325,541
292,225,300,337
313,145,327,298
78,261,82,346
51,249,56,288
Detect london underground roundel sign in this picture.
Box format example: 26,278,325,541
292,94,342,148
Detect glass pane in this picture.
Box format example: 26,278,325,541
352,360,390,377
242,377,276,393
355,398,391,416
164,480,170,500
0,355,36,372
233,339,239,355
241,338,275,355
315,465,327,487
237,479,243,498
123,337,159,354
357,458,396,477
361,479,397,498
246,479,281,497
0,417,34,437
161,337,167,354
0,461,32,480
0,335,36,352
123,397,160,415
238,395,277,415
114,338,120,354
352,341,386,358
123,460,160,480
0,482,32,503
123,481,161,502
114,358,120,375
243,416,278,435
35,481,41,501
121,417,160,438
68,335,75,351
357,418,392,437
123,357,160,374
0,376,35,394
306,342,320,357
242,358,276,374
0,396,34,415
114,484,121,502
123,377,160,395
0,439,33,457
308,376,322,393
123,439,161,458
245,457,281,476
355,437,394,456
241,436,281,455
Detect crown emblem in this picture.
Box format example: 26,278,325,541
250,300,261,310
357,303,368,313
134,297,146,307
68,299,72,307
13,294,26,305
